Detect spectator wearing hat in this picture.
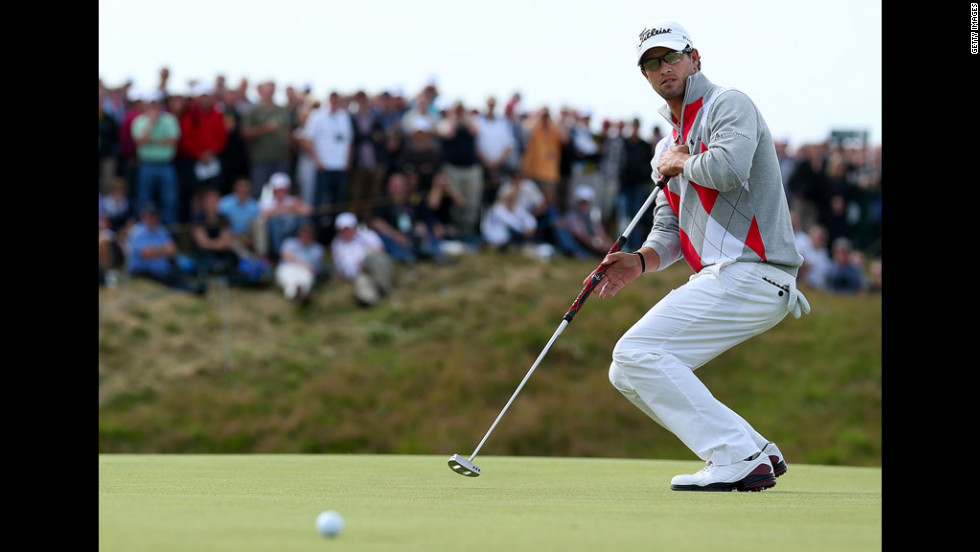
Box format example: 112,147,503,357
126,204,206,295
131,90,181,225
331,211,393,307
563,185,612,258
257,172,313,260
274,220,327,306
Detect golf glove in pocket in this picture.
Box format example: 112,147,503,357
787,284,811,319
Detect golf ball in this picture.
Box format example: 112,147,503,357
316,510,344,538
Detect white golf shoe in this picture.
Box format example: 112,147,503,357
763,441,787,477
670,451,776,492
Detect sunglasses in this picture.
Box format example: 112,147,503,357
639,48,692,72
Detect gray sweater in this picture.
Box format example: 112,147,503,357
642,71,803,277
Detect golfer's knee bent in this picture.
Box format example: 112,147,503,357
609,338,662,392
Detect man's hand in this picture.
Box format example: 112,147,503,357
657,144,691,176
583,251,643,299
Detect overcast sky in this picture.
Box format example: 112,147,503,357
99,0,882,147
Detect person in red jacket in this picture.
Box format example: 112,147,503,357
179,85,229,221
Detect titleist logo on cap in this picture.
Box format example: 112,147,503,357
638,26,672,46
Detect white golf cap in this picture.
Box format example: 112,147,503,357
270,172,291,190
335,212,358,229
636,20,694,65
573,185,596,202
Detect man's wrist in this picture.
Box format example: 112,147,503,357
633,251,646,274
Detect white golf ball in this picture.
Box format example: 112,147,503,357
316,510,344,538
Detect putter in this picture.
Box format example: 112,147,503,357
448,174,673,477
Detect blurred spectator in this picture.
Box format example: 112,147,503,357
99,191,129,288
118,92,145,204
257,172,313,260
396,118,441,192
179,85,229,221
300,91,354,228
217,87,250,196
349,90,387,223
131,90,181,225
369,171,442,264
822,194,851,252
101,176,136,235
476,96,517,207
481,183,538,252
795,221,832,291
494,168,575,254
218,176,262,256
774,139,796,200
867,259,882,294
503,102,527,177
190,187,241,278
567,109,602,211
424,170,467,244
156,66,172,100
275,220,327,306
521,107,568,219
293,96,321,208
826,237,865,295
400,87,438,136
376,90,405,131
618,117,654,251
126,204,206,295
241,80,291,198
330,212,394,307
396,118,445,231
651,125,665,148
786,143,827,232
563,185,612,258
232,77,253,115
99,87,121,195
597,119,626,233
101,81,129,125
383,117,407,182
167,91,196,222
437,100,483,240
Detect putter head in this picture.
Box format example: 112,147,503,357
447,454,481,477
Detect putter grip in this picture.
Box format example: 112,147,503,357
562,236,627,323
560,174,671,324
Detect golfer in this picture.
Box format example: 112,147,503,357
590,20,810,491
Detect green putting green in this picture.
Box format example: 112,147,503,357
99,454,881,551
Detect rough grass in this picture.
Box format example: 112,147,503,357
98,249,882,466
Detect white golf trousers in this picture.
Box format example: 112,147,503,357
609,260,794,466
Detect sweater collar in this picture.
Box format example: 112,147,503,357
658,71,714,143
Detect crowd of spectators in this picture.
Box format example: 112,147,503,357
99,67,882,305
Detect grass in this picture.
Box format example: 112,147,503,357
98,454,882,552
98,248,881,466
